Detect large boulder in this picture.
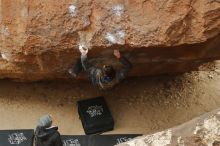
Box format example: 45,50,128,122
0,0,220,81
117,108,220,146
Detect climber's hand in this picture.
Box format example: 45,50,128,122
79,44,88,56
113,49,121,59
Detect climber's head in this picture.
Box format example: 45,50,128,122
102,65,116,82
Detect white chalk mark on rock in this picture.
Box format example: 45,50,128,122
106,32,117,44
69,5,77,17
112,4,124,16
1,26,10,36
117,30,125,39
83,16,91,27
105,30,126,45
1,53,10,61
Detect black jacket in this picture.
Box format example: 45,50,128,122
81,55,132,90
35,126,63,146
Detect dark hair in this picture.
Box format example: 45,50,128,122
103,65,116,79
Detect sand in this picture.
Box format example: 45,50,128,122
0,61,220,135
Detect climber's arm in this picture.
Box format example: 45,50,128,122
81,54,102,85
79,44,97,72
116,56,132,81
81,54,93,71
114,50,132,81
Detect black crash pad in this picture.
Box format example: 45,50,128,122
62,135,88,146
77,96,114,135
62,134,141,146
0,129,34,146
89,134,142,146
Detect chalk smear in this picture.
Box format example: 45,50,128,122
1,26,10,36
83,16,91,27
106,32,117,44
69,5,77,17
105,30,126,45
112,4,124,16
1,53,10,61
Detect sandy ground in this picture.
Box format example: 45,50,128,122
0,61,220,136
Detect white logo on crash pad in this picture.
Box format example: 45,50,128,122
63,139,81,146
8,133,27,144
86,105,104,117
116,137,133,144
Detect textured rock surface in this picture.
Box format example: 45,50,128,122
0,0,220,80
117,108,220,146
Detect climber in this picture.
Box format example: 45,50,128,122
35,115,63,146
68,45,132,90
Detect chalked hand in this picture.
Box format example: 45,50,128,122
79,44,88,56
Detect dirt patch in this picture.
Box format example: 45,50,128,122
0,61,220,135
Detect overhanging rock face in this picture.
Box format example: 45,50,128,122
0,0,220,81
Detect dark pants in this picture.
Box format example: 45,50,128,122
73,58,83,76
